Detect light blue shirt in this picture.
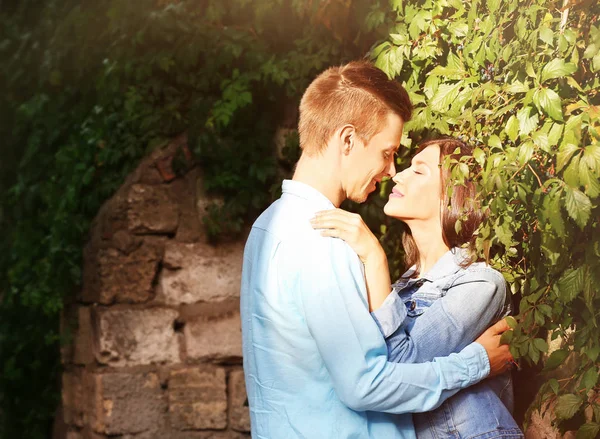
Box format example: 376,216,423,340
240,180,491,439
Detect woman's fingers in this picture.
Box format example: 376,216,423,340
310,216,350,231
312,209,364,228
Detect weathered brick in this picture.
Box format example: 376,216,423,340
158,241,244,305
62,370,86,427
95,308,179,367
169,367,227,430
173,170,204,243
228,369,250,432
73,307,95,365
127,184,179,234
91,372,166,435
185,312,242,362
82,237,164,304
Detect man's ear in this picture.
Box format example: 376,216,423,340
339,124,356,155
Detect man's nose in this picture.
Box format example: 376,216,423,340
386,159,396,178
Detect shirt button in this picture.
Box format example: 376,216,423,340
410,300,416,311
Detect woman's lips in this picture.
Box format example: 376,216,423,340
389,188,404,198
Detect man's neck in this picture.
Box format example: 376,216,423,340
406,220,450,275
292,152,345,207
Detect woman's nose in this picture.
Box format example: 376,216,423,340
393,169,406,183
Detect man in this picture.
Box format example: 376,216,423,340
240,61,512,438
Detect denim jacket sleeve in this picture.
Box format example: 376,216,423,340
290,238,491,413
372,267,508,364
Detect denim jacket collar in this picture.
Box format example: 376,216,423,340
394,247,472,289
420,247,471,282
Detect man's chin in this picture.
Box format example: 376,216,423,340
348,192,370,204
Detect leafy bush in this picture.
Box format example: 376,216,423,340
368,0,599,435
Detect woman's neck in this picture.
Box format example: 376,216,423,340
407,220,450,276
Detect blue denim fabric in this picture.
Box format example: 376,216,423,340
372,249,524,439
241,181,493,438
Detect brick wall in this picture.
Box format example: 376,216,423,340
60,135,250,439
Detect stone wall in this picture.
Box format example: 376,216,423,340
60,135,250,439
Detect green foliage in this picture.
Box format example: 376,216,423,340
0,0,379,436
368,0,600,434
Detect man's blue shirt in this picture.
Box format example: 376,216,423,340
240,180,491,438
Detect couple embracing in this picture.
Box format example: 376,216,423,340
240,61,524,438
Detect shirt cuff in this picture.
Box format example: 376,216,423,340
458,342,491,386
370,291,408,338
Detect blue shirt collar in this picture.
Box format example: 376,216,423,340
282,179,335,210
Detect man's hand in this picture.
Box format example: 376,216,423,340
474,318,514,377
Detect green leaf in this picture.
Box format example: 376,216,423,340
544,349,569,371
518,141,534,165
557,267,585,303
541,59,578,82
533,338,548,353
583,145,600,173
505,315,518,329
430,82,463,113
526,62,537,79
593,53,600,72
488,134,502,149
371,41,391,58
500,329,514,345
576,423,600,439
532,131,549,152
548,378,559,394
547,123,564,147
534,88,563,121
584,43,598,60
390,0,403,12
505,115,519,141
564,154,581,187
564,186,592,228
554,394,583,420
539,26,554,45
586,346,600,362
557,143,580,172
580,157,600,198
529,341,540,363
505,81,529,94
375,45,404,78
517,107,539,136
581,366,598,391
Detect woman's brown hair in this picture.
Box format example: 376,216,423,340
402,137,484,275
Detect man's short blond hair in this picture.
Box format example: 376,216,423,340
298,61,412,155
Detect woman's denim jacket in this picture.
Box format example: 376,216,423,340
372,248,524,439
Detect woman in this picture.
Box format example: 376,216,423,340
311,138,524,438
